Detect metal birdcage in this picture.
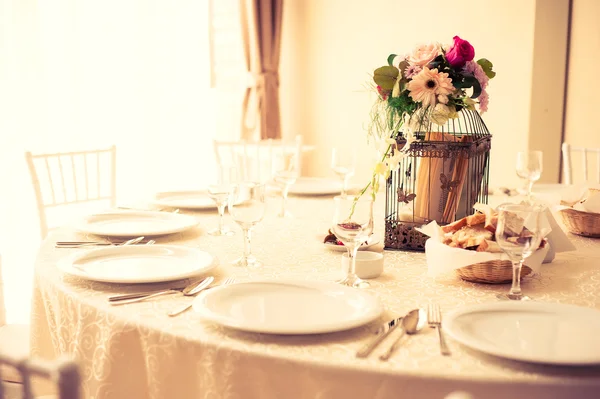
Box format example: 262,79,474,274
385,108,491,251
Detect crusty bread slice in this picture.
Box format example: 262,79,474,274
441,217,467,233
466,212,486,226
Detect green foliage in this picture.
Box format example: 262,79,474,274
477,58,496,79
387,54,398,66
387,91,417,116
373,66,398,90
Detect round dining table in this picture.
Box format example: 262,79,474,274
30,193,600,399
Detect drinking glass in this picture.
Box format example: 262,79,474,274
228,182,266,267
207,166,237,236
272,148,299,218
516,151,543,203
331,148,356,197
495,203,543,301
331,195,374,288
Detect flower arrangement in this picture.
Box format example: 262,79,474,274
360,36,496,199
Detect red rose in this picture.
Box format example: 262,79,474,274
445,36,475,68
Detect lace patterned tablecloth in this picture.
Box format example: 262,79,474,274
30,196,600,399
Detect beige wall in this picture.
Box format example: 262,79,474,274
280,0,570,189
563,0,600,183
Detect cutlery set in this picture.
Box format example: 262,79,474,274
357,305,450,361
55,236,155,248
109,276,234,316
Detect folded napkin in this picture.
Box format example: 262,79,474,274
541,207,576,263
573,188,600,213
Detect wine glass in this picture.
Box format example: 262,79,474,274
331,195,374,288
516,151,543,203
228,182,266,267
207,166,237,236
331,148,356,197
272,148,299,218
495,203,543,301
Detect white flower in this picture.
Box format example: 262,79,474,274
430,103,451,125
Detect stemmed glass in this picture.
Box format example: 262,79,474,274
331,148,356,197
495,203,543,301
272,148,299,218
228,182,266,267
331,195,374,288
207,166,236,236
516,151,543,203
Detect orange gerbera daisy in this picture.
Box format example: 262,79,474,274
406,67,454,108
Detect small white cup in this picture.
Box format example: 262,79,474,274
341,251,384,279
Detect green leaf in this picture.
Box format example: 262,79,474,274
373,66,399,91
469,77,482,98
387,54,398,66
398,60,409,77
453,75,482,98
477,58,496,79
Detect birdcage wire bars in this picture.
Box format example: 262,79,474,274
385,108,491,251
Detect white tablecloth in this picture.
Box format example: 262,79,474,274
31,196,600,399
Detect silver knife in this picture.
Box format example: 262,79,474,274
108,284,189,302
356,317,403,358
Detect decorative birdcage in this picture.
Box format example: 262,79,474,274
385,108,491,251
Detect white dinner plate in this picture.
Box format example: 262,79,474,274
444,302,600,366
57,245,218,283
75,210,199,237
193,279,383,334
324,233,381,252
153,191,216,210
288,177,344,196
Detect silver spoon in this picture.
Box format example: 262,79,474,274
110,276,214,305
379,308,426,361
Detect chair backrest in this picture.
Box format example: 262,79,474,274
0,355,80,399
213,136,303,183
562,142,600,184
25,146,117,239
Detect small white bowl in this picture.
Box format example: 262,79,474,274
341,251,384,279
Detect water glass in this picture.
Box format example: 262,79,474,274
228,182,266,267
207,166,237,236
516,151,543,203
495,203,543,301
273,148,299,218
331,148,356,197
331,195,374,288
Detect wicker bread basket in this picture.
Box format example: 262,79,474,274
456,260,532,284
559,208,600,238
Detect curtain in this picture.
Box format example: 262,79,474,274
239,0,284,140
0,0,240,323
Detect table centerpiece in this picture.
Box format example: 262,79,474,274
359,35,496,251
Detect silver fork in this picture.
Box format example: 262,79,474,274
428,304,451,356
167,277,235,317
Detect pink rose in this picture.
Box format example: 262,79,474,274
445,36,475,68
407,43,440,67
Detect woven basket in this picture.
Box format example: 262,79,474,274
456,260,532,284
559,208,600,238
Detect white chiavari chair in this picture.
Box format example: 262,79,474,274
25,146,117,239
561,143,600,185
213,136,304,183
0,354,80,399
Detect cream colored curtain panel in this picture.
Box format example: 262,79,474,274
240,0,284,140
